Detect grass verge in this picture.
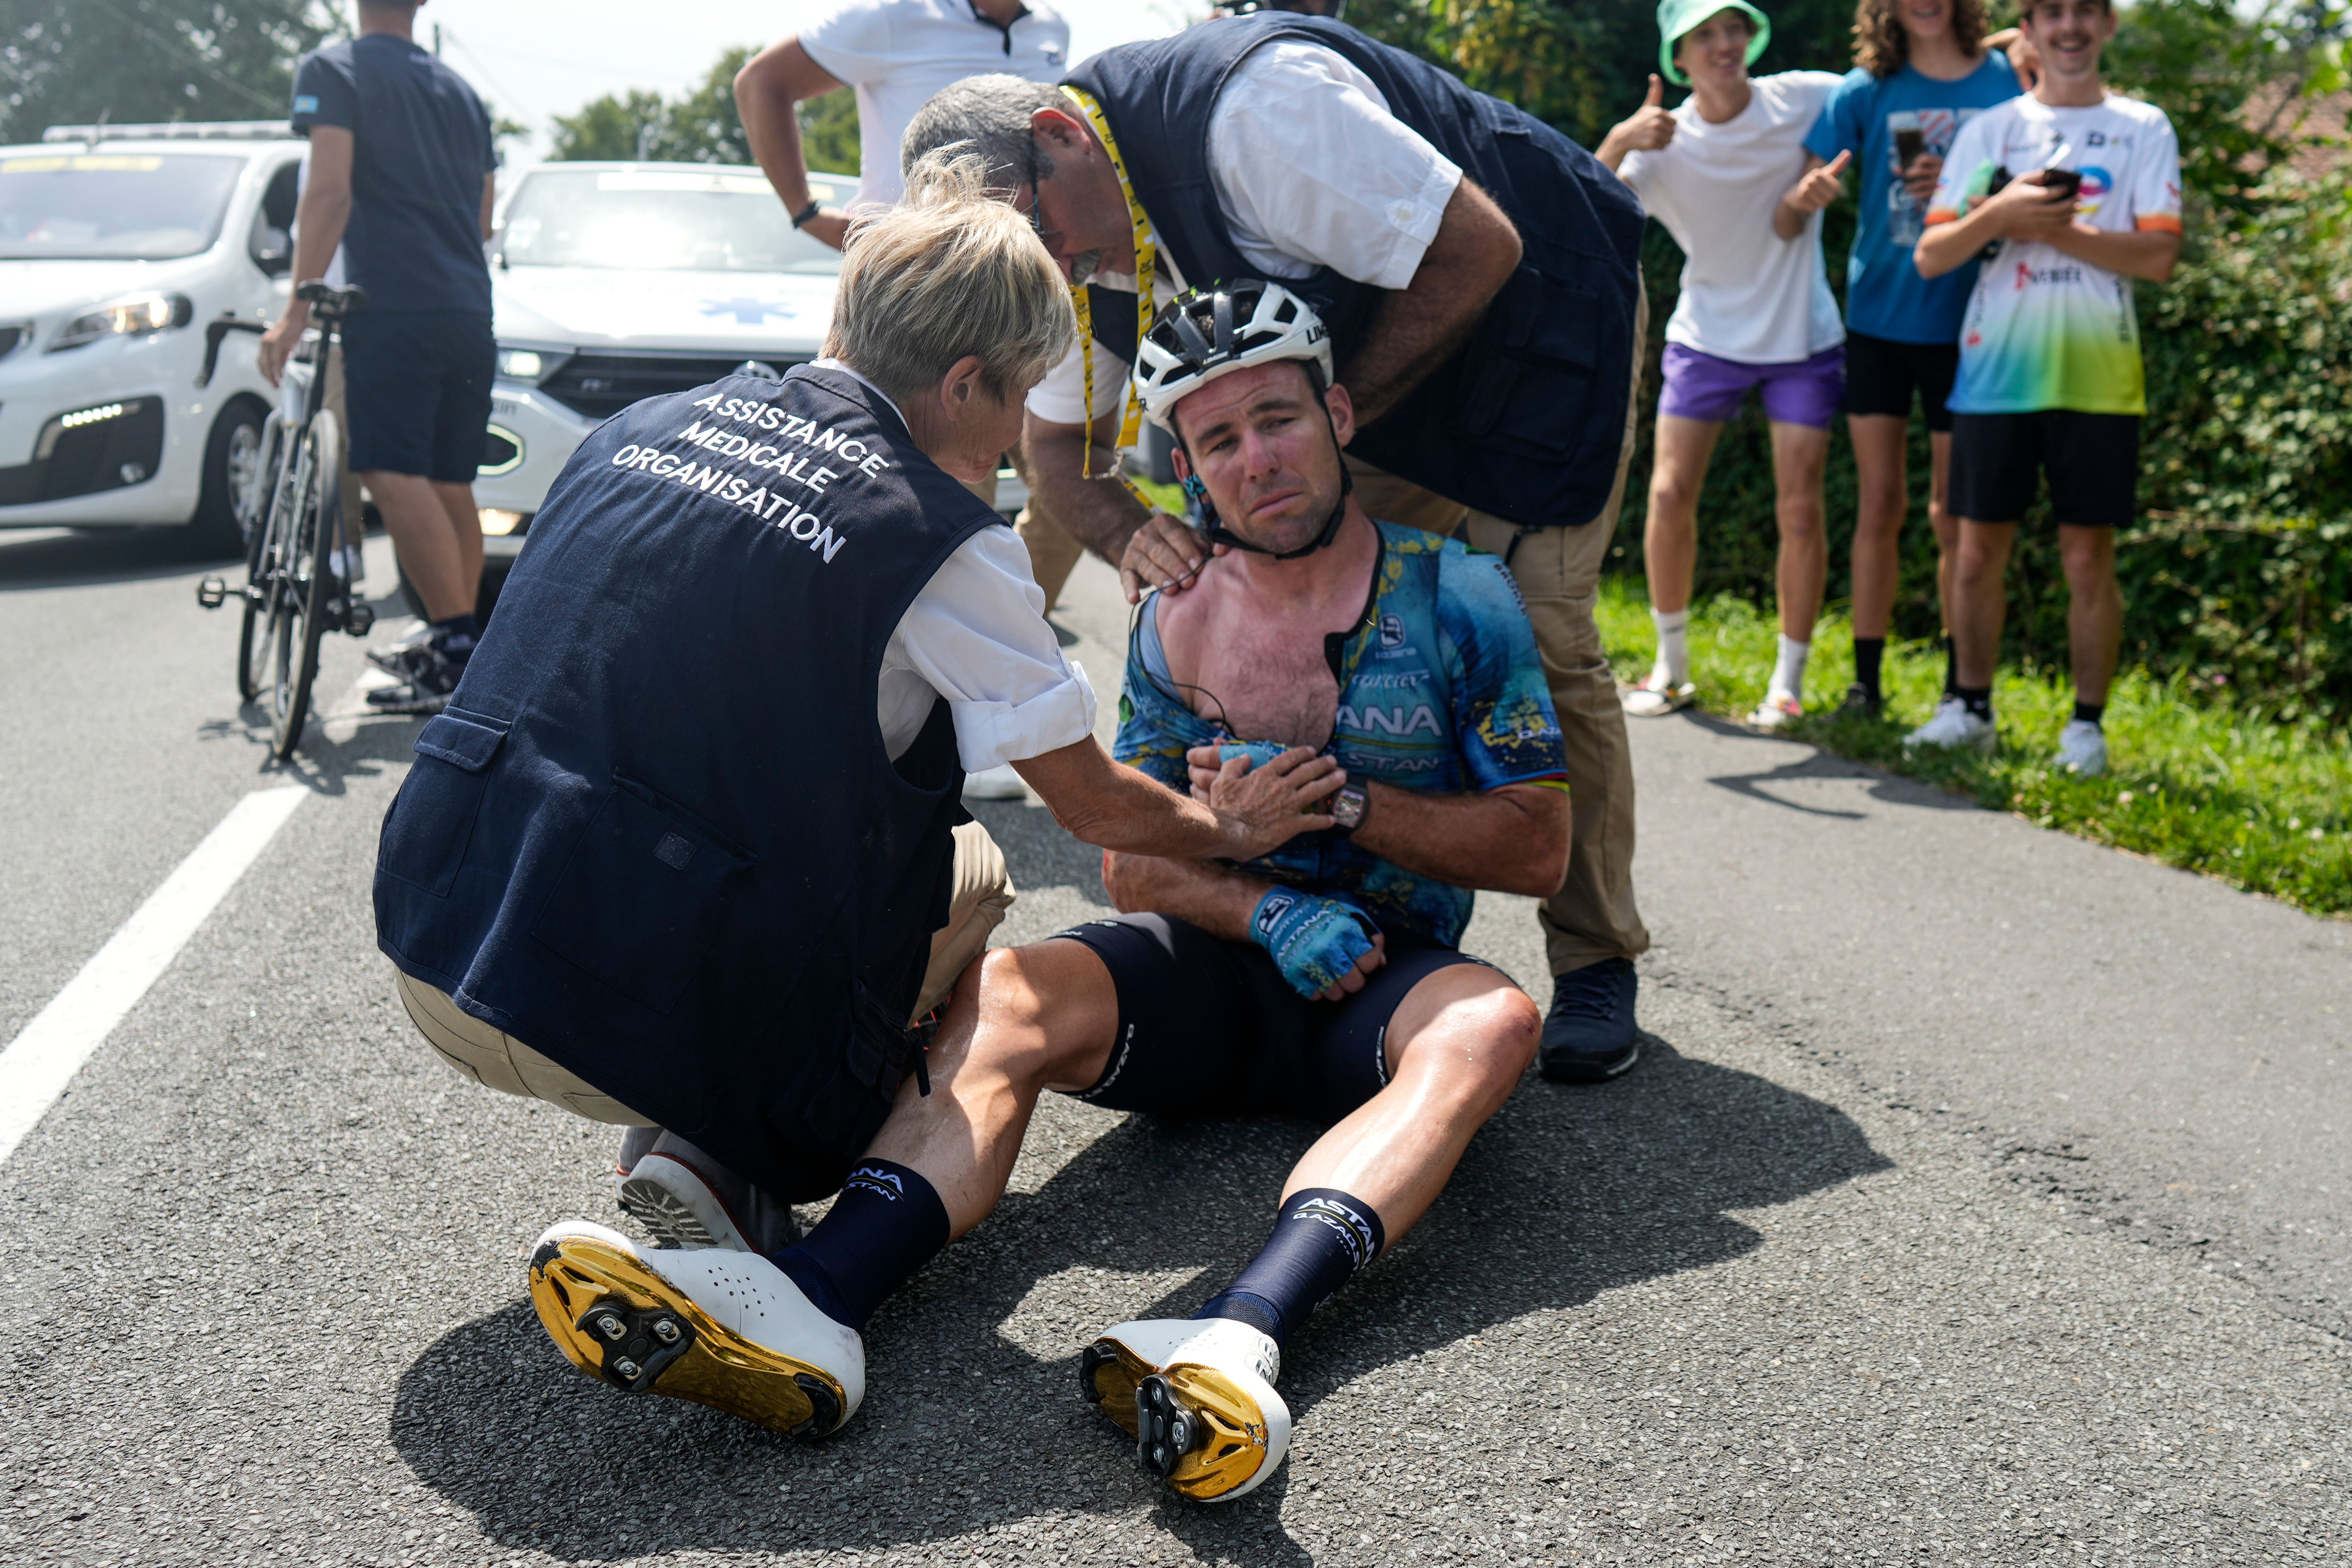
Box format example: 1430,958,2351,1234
1596,576,2352,917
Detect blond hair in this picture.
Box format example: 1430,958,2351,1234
1852,0,1989,76
822,152,1075,405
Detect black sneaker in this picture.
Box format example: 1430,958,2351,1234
1837,683,1882,719
1540,957,1640,1083
366,626,435,676
366,644,462,715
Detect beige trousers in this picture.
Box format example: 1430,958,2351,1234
397,820,1017,1124
322,351,366,552
1343,284,1652,975
1015,507,1086,614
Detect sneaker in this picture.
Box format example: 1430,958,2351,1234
1903,696,1997,754
2055,719,2108,777
365,645,462,715
1620,671,1695,718
616,1130,801,1253
1746,690,1803,730
365,623,434,676
527,1220,862,1436
1540,957,1640,1083
1078,1317,1290,1503
1836,683,1882,719
962,763,1028,800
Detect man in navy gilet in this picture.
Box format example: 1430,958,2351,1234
902,12,1657,1082
374,162,1344,1443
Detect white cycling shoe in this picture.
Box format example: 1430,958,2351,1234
1079,1318,1291,1502
2055,719,2109,776
1903,696,1998,754
527,1220,862,1436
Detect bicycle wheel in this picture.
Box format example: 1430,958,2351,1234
236,418,289,703
265,410,341,759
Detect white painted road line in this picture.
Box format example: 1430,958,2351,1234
0,786,308,1167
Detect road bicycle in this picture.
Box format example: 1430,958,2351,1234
195,283,375,760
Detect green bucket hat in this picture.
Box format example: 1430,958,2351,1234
1656,0,1771,84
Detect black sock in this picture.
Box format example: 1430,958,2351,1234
429,613,479,658
1941,637,1958,697
2072,700,2105,726
768,1159,949,1331
1955,684,1993,723
1852,637,1886,701
1194,1188,1384,1351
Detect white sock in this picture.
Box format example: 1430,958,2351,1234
1770,634,1810,700
1651,607,1690,686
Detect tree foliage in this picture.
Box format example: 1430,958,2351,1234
548,43,863,176
0,0,340,138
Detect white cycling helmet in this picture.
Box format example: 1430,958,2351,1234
1133,279,1334,434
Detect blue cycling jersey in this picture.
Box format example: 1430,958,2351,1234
1116,521,1568,948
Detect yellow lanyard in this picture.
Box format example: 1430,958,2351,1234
1059,84,1160,511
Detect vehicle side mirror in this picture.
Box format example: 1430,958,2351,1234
249,212,292,278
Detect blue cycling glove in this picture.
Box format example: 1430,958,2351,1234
1250,886,1380,999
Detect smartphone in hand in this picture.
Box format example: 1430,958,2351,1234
2040,167,2082,201
1894,127,1927,169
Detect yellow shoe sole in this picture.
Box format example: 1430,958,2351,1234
528,1232,846,1436
1082,1338,1275,1501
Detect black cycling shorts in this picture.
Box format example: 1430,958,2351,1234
1049,913,1494,1126
1949,410,2141,529
1843,330,1961,432
340,309,496,483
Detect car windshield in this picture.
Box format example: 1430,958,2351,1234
499,169,844,275
0,152,245,260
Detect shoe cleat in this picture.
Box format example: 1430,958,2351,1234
527,1220,861,1437
1079,1318,1289,1503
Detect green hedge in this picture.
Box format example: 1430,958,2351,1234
1607,168,2352,722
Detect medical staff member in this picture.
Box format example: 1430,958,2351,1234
901,10,1655,1082
375,160,1344,1311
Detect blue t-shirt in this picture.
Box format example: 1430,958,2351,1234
1803,55,2017,344
291,35,496,315
1116,521,1569,949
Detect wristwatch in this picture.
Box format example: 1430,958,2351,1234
789,199,822,230
1327,782,1370,835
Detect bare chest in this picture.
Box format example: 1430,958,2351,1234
1165,606,1341,750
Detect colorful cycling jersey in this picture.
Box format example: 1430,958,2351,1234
1116,520,1568,947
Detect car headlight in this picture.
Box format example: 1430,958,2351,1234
48,293,194,353
496,344,570,384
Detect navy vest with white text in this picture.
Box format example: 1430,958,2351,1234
1065,13,1647,530
373,365,992,1201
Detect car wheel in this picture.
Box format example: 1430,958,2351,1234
192,397,269,559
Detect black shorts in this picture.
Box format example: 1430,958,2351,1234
1948,410,2140,529
1843,330,1960,432
340,310,496,483
1049,913,1495,1125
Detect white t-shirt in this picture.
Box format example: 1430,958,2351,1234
799,0,1070,211
1617,71,1847,365
1025,40,1463,425
1927,93,2182,416
814,361,1098,768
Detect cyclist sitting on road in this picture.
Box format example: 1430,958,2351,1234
260,0,496,717
375,164,1345,1453
522,281,1570,1506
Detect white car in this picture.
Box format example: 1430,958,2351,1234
0,122,303,551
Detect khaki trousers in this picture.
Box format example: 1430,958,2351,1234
396,821,1017,1124
1014,507,1086,614
1344,283,1651,976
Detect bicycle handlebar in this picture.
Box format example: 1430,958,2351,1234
196,317,265,390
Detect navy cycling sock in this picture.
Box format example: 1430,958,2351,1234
769,1159,949,1331
429,614,478,659
1853,637,1886,701
1194,1188,1385,1351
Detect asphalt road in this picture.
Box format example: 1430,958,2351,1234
1,522,2344,1567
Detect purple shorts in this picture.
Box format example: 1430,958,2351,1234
1658,342,1847,429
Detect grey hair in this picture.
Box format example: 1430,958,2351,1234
900,74,1067,193
824,153,1076,406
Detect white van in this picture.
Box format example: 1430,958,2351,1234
0,122,304,551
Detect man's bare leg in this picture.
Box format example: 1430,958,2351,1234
1629,414,1723,706
363,470,480,623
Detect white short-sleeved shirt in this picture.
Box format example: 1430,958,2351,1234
1025,39,1463,425
799,0,1070,211
1618,71,1847,365
1927,93,2182,416
812,361,1098,768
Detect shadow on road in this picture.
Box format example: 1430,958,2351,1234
388,1037,1889,1560
1684,712,1980,816
0,523,237,591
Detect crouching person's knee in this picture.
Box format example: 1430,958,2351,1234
393,967,653,1126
